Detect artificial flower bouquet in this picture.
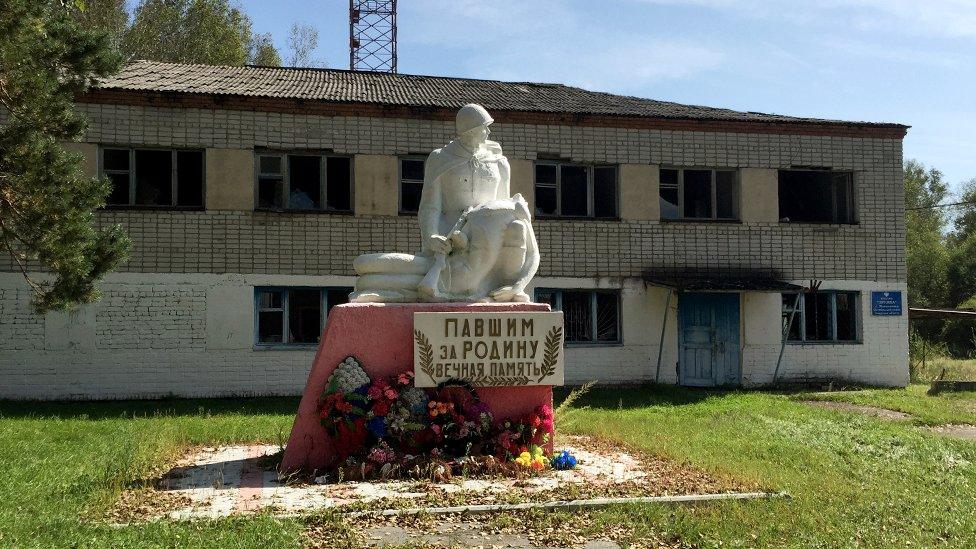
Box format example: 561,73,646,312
316,356,576,481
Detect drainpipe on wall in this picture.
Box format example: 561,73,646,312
773,291,803,385
655,288,673,384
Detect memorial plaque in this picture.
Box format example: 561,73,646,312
413,311,565,387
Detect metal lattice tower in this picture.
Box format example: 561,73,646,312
349,0,397,73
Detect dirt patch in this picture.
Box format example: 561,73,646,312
305,510,681,548
800,400,911,421
927,424,976,442
103,487,194,523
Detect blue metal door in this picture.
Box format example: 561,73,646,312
678,293,741,387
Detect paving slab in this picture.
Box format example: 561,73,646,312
118,435,741,521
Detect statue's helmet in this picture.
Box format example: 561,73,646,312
456,104,494,135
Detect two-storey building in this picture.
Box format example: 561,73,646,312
0,61,909,399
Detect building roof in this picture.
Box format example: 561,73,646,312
94,60,906,129
644,276,804,292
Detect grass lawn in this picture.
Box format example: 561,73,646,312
2,386,976,547
914,356,976,382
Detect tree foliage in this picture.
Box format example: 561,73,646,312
123,0,256,65
79,0,285,66
287,22,321,67
949,178,976,245
249,32,281,67
0,0,131,312
904,159,951,308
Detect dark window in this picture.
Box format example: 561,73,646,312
534,164,558,216
660,168,738,220
659,168,679,220
560,165,589,216
534,162,617,218
102,148,203,207
288,155,321,209
256,153,353,212
258,155,284,209
534,288,621,344
103,148,131,205
593,166,618,218
778,170,855,223
326,157,352,211
562,290,593,341
288,289,322,344
782,291,859,343
399,157,425,214
176,151,204,207
255,287,351,347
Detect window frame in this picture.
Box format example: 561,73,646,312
659,167,740,221
398,155,426,215
99,146,206,209
777,169,857,224
782,290,861,344
253,151,354,213
533,161,619,219
253,286,351,349
534,288,623,345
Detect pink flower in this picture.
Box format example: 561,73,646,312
384,388,398,400
431,424,442,435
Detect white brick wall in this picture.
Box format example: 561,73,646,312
0,272,907,400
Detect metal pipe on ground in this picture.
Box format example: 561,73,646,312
348,491,790,517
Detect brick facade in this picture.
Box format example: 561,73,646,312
0,100,908,399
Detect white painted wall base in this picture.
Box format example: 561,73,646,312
0,273,907,400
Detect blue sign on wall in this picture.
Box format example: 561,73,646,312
871,291,903,316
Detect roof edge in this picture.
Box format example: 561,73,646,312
75,88,910,139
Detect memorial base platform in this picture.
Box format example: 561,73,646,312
280,302,554,474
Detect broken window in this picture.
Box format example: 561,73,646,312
102,148,204,207
778,170,855,223
255,287,352,346
534,162,617,218
782,291,859,343
256,153,353,212
534,288,621,344
659,168,738,220
399,157,425,213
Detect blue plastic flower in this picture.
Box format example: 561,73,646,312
551,450,577,470
366,416,387,439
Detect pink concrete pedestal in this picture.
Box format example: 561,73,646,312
280,302,554,474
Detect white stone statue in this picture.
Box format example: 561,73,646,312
350,104,540,303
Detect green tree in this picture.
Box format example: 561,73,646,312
72,0,128,49
250,32,281,66
0,0,131,312
949,178,976,245
122,0,279,66
904,159,951,308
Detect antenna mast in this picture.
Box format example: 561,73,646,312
349,0,397,73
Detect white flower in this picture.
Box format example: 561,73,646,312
328,356,370,393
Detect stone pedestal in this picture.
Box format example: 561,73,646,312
280,302,554,474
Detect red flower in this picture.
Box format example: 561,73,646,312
335,399,354,413
372,399,392,416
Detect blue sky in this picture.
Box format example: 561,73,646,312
223,1,975,190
